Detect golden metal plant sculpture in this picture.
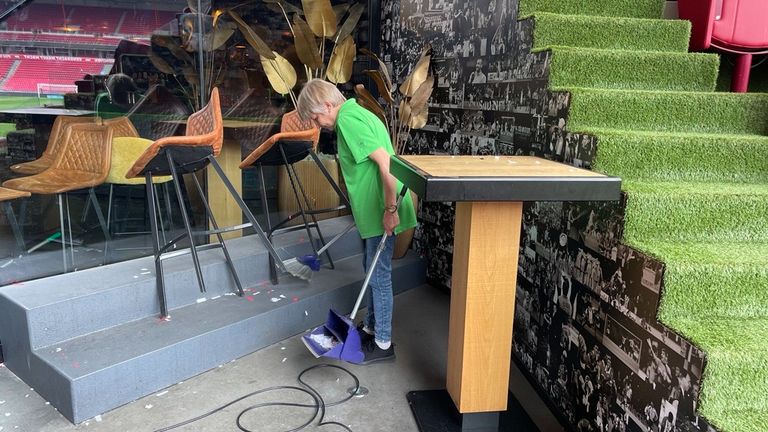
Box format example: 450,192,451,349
357,44,435,154
148,0,364,108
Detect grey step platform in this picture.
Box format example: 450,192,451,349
0,217,426,423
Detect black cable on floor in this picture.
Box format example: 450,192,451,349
153,364,359,432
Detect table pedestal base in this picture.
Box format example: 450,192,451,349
407,390,538,432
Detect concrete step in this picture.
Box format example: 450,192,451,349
0,217,361,351
2,245,425,423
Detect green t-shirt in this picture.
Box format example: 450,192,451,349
335,99,417,239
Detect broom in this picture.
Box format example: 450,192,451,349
286,186,409,281
282,222,356,281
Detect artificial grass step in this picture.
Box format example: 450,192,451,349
588,128,768,183
531,13,691,53
567,88,768,135
630,240,768,320
518,0,665,19
622,180,768,244
549,48,718,92
664,317,768,431
701,409,768,432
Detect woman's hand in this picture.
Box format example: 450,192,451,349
383,210,400,236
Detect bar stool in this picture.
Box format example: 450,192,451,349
239,111,352,284
101,117,173,248
125,88,287,318
0,187,31,256
10,116,95,175
3,123,114,272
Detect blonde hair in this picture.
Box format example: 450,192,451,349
296,79,346,121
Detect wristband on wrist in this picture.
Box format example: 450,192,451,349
385,204,398,214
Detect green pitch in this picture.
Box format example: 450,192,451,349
0,96,44,136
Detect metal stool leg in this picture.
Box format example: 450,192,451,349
154,184,168,246
162,182,174,231
258,164,279,285
190,171,244,296
65,193,75,269
286,153,336,270
88,188,112,264
2,201,25,256
278,145,322,265
146,172,168,317
206,156,287,273
57,194,68,272
167,150,206,293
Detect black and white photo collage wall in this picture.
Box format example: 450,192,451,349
380,0,715,431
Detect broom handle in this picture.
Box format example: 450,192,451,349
314,222,356,256
350,185,409,319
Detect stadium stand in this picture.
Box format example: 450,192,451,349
0,54,111,92
116,10,176,35
0,30,122,46
3,4,175,36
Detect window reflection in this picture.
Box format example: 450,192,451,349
0,0,309,285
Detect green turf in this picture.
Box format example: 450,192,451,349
567,88,768,134
549,48,719,91
518,0,665,19
629,241,768,320
623,181,768,243
531,13,691,53
520,0,768,429
666,318,768,420
589,129,768,183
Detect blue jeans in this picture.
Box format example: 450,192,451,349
362,234,396,343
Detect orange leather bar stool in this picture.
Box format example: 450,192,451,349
0,187,31,256
3,123,114,272
125,88,286,318
10,115,95,175
239,111,352,284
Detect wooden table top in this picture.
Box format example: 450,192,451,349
391,155,621,202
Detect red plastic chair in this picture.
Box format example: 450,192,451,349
678,0,768,92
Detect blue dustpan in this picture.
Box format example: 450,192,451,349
301,309,364,364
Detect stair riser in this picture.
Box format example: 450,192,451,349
26,258,425,423
532,14,691,53
594,134,768,183
660,266,768,320
624,193,768,243
550,50,718,92
568,90,768,135
0,219,361,350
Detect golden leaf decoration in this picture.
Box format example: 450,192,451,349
398,99,411,125
354,84,386,124
229,10,275,59
260,51,297,94
332,2,364,42
408,74,434,112
326,35,355,83
359,48,392,93
399,54,431,97
211,21,236,51
333,3,350,25
148,50,175,75
363,70,394,104
292,14,322,69
301,0,337,37
151,35,194,65
262,0,304,16
408,104,428,129
181,65,199,86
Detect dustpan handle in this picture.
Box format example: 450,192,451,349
350,185,410,319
